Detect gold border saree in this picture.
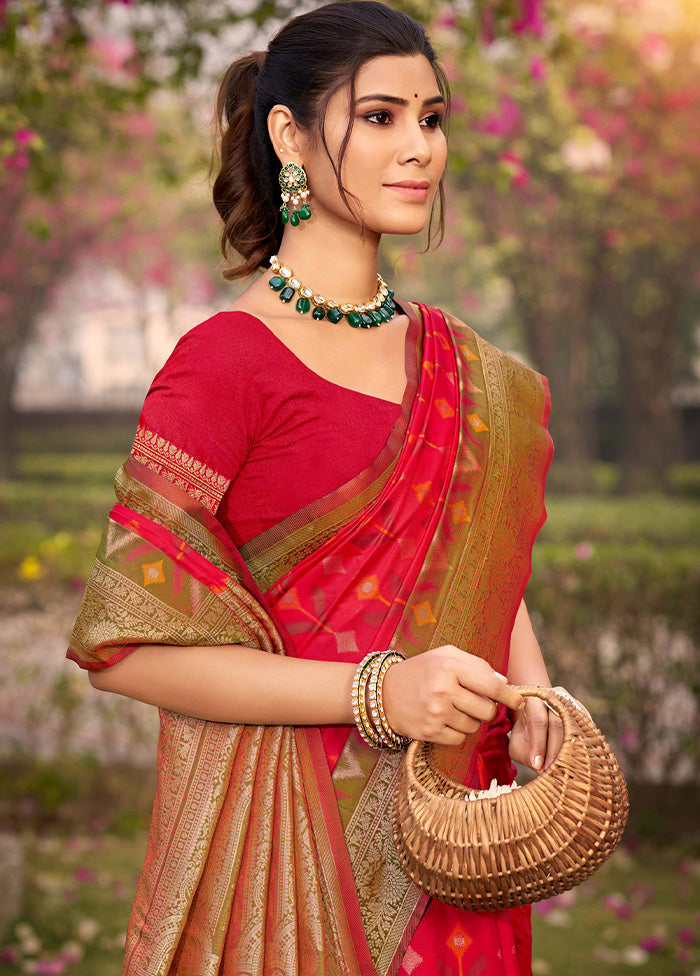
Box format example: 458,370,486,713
68,303,552,975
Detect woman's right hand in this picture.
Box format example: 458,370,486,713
381,645,524,746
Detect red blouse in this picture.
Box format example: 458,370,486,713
139,311,402,547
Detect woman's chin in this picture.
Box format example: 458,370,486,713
373,215,432,237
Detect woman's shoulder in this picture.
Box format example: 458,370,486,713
137,310,274,482
168,308,277,371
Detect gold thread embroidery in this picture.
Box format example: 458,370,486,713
132,423,230,515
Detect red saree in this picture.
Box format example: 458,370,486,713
68,302,552,976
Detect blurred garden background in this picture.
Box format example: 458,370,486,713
1,0,699,973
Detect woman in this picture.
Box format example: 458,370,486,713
68,3,559,974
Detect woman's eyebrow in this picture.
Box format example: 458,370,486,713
356,94,445,107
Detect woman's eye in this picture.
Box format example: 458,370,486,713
363,110,393,125
422,113,443,129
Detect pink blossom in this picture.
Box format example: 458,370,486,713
460,291,481,313
620,729,639,750
625,158,644,177
34,961,67,976
677,927,695,946
534,898,554,916
665,89,695,112
627,881,654,905
639,34,672,71
481,96,521,136
434,11,458,30
512,0,545,38
639,935,664,953
676,948,691,964
3,153,30,170
0,947,21,965
74,866,96,883
90,36,137,74
602,892,634,918
57,944,83,964
15,128,36,145
499,151,530,187
573,541,594,560
480,10,496,45
529,57,547,82
121,112,156,138
450,96,466,115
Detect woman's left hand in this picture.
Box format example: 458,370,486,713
508,686,584,773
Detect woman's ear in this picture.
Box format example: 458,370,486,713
267,104,306,165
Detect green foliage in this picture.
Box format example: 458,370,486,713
526,496,700,783
0,758,156,834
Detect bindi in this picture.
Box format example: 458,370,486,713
414,92,419,98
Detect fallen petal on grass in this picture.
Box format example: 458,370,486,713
594,945,620,963
620,945,649,966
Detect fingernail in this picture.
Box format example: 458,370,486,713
533,755,543,770
494,671,508,681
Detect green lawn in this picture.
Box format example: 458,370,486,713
2,453,699,587
0,834,696,975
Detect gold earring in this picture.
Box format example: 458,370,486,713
279,162,311,227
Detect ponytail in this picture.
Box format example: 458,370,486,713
212,51,281,281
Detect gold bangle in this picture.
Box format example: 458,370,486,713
367,654,398,748
351,652,384,748
369,651,411,749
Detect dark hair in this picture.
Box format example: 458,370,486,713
212,0,450,281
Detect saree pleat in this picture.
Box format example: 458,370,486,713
68,303,553,976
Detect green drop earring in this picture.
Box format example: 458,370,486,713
279,161,311,227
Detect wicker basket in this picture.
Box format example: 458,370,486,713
392,685,629,912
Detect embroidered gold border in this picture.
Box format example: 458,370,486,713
132,423,231,515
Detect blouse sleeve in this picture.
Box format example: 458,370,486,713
130,312,261,514
66,313,262,671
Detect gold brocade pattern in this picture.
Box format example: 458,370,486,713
69,469,373,976
333,312,552,975
241,456,398,594
335,738,424,976
68,306,552,976
132,423,231,515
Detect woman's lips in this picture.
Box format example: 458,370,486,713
385,183,430,201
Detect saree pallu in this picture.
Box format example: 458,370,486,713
68,303,553,976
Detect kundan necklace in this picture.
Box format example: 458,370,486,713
268,254,396,328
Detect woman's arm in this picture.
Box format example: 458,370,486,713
507,598,551,688
506,598,564,772
89,640,524,740
89,644,358,726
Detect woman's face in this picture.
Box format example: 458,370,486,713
302,54,448,238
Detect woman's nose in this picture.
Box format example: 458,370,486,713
399,124,432,165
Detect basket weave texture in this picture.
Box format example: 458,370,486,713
392,685,630,912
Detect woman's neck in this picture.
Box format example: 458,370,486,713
274,215,381,307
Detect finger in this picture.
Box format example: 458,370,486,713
433,727,468,747
524,699,550,772
445,706,481,736
455,661,524,712
543,712,564,770
452,688,499,725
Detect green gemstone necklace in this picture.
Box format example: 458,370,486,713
268,254,396,328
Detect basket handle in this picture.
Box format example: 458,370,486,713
404,684,593,787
